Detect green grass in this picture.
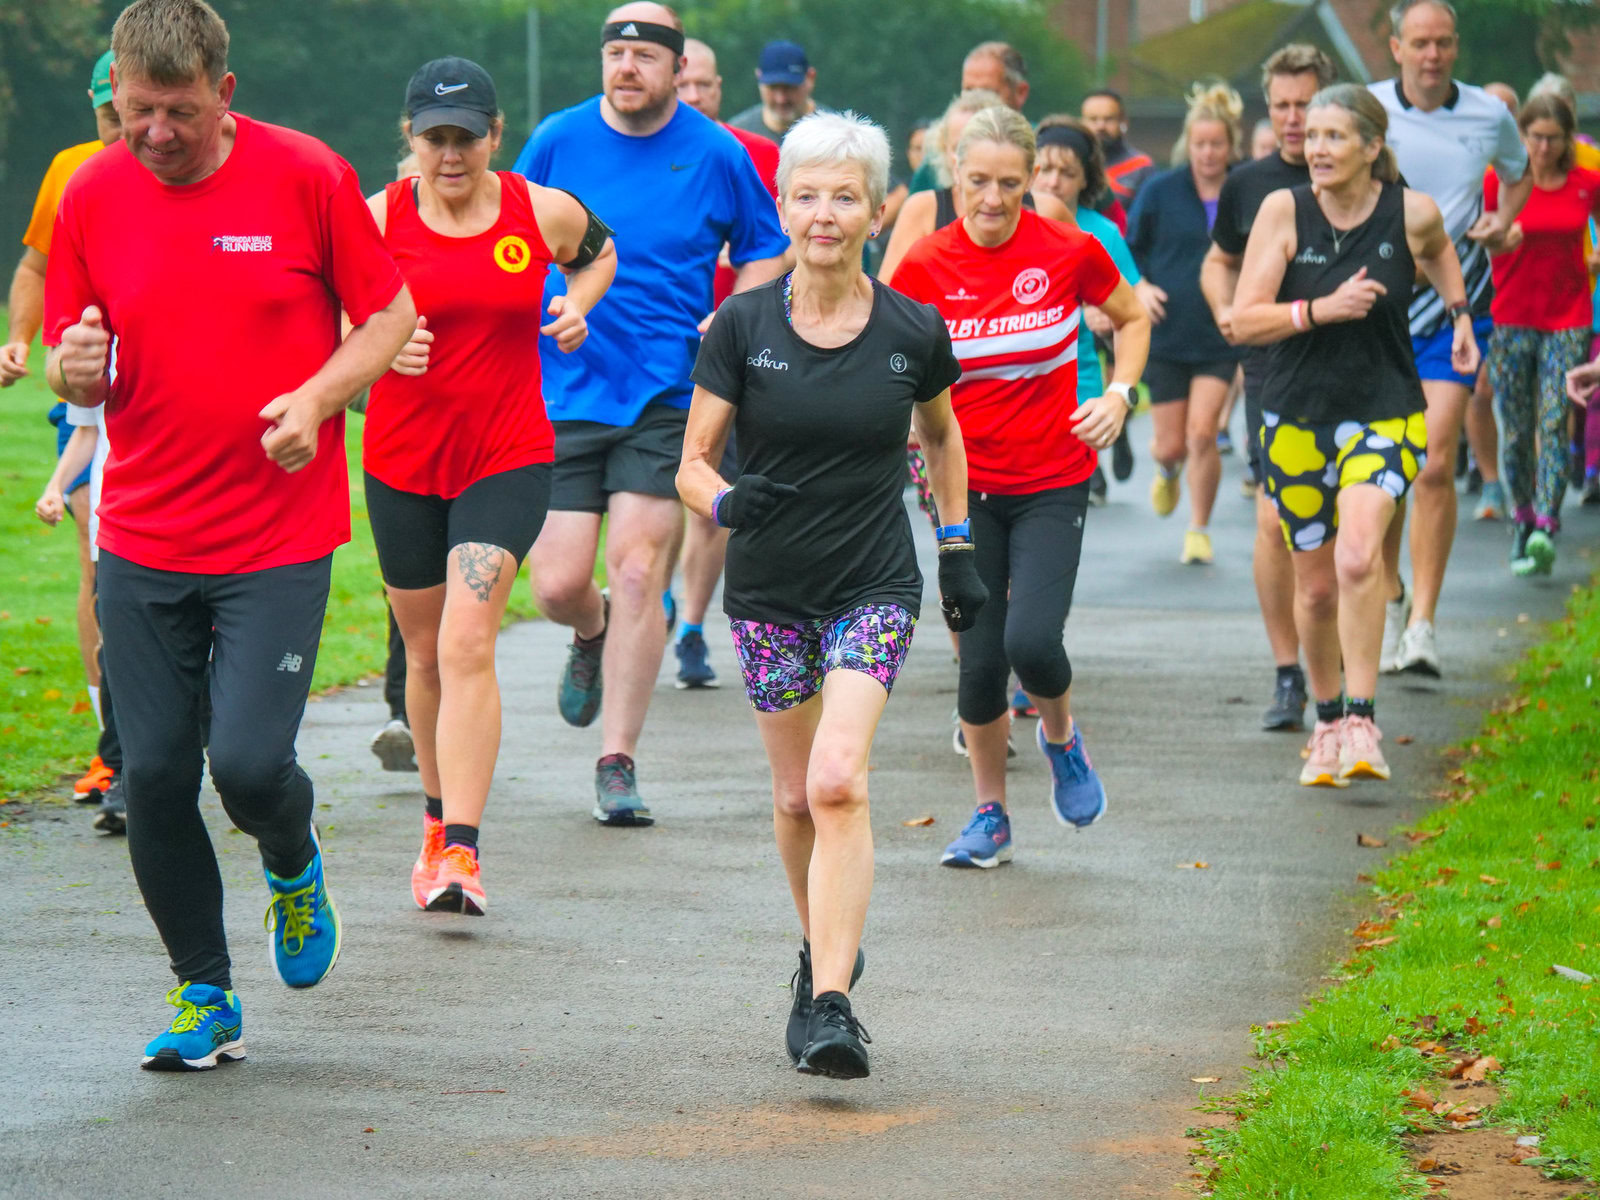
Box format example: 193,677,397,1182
0,329,545,797
1193,583,1600,1198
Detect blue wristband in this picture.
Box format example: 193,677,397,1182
934,519,970,541
712,487,733,528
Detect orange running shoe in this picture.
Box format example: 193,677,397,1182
73,755,114,802
410,814,447,910
425,844,486,916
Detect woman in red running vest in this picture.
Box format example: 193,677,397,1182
363,58,615,916
891,107,1149,869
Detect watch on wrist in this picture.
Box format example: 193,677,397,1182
1446,301,1471,324
934,519,970,542
1108,381,1134,410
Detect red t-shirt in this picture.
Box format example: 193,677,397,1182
45,115,403,573
890,209,1120,493
712,123,780,307
1485,166,1600,329
365,173,555,498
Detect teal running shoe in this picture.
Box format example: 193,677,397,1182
264,825,341,989
142,982,245,1071
559,593,609,727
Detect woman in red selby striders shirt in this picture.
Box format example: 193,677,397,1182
362,58,616,916
891,106,1150,870
1484,93,1600,577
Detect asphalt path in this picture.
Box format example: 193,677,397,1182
3,419,1592,1199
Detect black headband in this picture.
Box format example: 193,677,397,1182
601,20,685,56
1037,124,1095,164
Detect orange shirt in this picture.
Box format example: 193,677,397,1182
22,140,105,256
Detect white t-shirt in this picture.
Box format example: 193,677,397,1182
1370,78,1528,336
64,402,108,560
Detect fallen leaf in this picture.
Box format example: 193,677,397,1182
901,815,935,827
1535,860,1563,871
1462,1056,1500,1081
1354,920,1393,939
1417,1157,1439,1171
1407,827,1446,844
362,1127,376,1134
1178,861,1210,869
34,616,51,625
1463,1016,1488,1036
1377,1035,1403,1052
1395,735,1415,745
1190,1076,1220,1083
1357,833,1387,847
12,667,32,676
1479,874,1506,885
69,699,91,714
1404,1088,1435,1109
1484,916,1502,929
1357,936,1398,950
41,688,61,701
1510,1144,1543,1164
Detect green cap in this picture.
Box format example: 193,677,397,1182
90,50,114,108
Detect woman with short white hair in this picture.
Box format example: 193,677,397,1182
679,111,984,1079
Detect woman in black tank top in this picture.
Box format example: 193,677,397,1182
1230,84,1478,792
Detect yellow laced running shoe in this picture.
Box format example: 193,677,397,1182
1180,529,1214,565
1150,469,1181,517
142,982,245,1071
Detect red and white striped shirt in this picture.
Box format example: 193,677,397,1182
891,209,1120,493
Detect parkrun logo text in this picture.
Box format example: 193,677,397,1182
1294,247,1328,265
747,348,789,371
213,235,273,252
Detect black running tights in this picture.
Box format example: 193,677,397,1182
97,552,330,990
957,484,1089,726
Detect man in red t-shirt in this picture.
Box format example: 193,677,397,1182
670,36,781,689
44,0,413,1071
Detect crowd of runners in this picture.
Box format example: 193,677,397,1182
10,0,1599,1080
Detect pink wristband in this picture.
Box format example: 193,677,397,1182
1290,300,1307,332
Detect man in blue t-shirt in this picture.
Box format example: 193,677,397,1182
512,2,788,827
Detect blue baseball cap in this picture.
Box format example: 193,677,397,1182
757,40,809,86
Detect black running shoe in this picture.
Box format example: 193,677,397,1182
796,991,871,1080
787,943,866,1064
93,777,126,835
1261,669,1307,731
1112,423,1134,482
1087,466,1108,507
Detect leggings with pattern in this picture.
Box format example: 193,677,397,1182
1488,325,1589,525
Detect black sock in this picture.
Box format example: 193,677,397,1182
1276,663,1304,685
1346,696,1375,720
1315,697,1345,724
444,823,479,853
425,794,442,821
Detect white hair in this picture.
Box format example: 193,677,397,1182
1528,71,1577,112
777,111,890,210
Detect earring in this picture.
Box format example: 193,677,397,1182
869,228,880,238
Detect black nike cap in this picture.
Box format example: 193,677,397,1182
405,57,498,138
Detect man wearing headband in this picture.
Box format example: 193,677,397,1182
511,2,788,827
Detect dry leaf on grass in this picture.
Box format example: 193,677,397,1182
1357,833,1387,847
1406,827,1446,844
1479,874,1506,885
1446,1055,1501,1081
1357,936,1398,951
901,815,935,827
1177,861,1210,869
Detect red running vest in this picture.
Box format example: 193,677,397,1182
365,171,556,498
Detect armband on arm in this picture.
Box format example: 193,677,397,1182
555,189,614,271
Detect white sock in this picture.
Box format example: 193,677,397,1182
87,685,104,732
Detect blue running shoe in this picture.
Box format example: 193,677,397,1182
559,593,608,727
1039,723,1107,828
940,802,1013,868
264,825,341,989
594,753,653,826
142,982,245,1072
674,629,719,689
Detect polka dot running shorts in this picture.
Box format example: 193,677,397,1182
1259,410,1427,552
729,603,916,713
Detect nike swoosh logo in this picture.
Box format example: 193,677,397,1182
435,82,469,95
670,161,699,171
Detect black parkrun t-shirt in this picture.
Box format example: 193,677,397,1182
691,277,962,624
1210,152,1310,257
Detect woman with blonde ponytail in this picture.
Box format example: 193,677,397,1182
1126,81,1243,565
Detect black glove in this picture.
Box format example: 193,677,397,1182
937,545,988,632
714,474,800,530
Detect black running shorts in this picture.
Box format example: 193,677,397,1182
550,402,688,513
365,464,552,590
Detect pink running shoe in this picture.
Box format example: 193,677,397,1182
411,813,446,909
1299,721,1348,787
426,845,486,916
1339,715,1390,781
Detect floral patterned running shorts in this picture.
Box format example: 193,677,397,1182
729,603,917,713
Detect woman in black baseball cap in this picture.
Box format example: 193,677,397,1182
359,56,617,918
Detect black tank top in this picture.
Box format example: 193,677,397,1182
934,187,1035,229
1263,180,1424,424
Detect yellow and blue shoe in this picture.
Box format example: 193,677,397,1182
264,825,341,989
141,982,245,1072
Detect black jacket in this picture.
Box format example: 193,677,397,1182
1127,164,1239,365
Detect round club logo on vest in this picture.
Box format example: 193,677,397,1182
494,235,532,273
1012,267,1049,305
889,352,908,373
1379,241,1395,259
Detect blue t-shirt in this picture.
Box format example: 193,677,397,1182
512,97,788,425
1072,205,1140,399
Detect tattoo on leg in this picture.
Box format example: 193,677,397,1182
455,543,506,604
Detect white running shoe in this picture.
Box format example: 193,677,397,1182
1299,721,1348,788
1339,715,1390,781
1394,619,1441,677
1380,583,1411,674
